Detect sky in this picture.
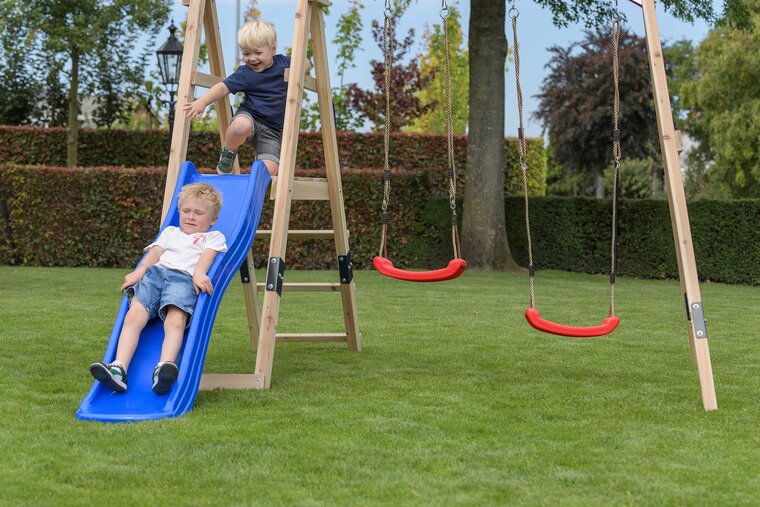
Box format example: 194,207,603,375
155,0,718,137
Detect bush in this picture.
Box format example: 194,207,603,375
0,126,547,196
2,164,757,286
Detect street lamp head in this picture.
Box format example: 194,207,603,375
156,21,184,90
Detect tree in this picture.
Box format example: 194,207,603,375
0,2,42,125
667,0,760,198
346,12,434,131
21,0,171,166
462,0,514,270
300,0,365,131
534,28,660,198
406,6,468,135
464,0,726,270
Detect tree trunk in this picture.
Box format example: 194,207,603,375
66,46,79,168
462,0,519,270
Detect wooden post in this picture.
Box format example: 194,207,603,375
641,0,717,411
253,0,313,389
310,6,362,352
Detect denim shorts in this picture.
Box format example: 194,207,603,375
233,109,283,163
126,265,197,327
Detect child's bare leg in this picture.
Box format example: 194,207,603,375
160,306,188,363
223,116,254,151
263,159,279,176
115,302,150,371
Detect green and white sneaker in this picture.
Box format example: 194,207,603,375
152,361,179,394
216,146,237,174
90,361,127,392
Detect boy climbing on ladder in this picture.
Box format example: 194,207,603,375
182,19,309,177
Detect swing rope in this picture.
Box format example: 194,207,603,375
510,0,621,337
374,0,466,282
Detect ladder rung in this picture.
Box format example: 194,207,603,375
270,176,329,201
276,333,348,342
192,71,224,89
256,282,341,292
256,229,340,240
283,69,318,92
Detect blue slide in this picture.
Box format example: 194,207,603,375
77,161,271,422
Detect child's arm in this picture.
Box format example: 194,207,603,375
192,249,221,295
120,245,165,291
182,82,231,119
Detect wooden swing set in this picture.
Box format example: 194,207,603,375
159,0,716,411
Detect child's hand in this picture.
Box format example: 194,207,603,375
120,271,143,292
182,100,206,119
193,273,214,295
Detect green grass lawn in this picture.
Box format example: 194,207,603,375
1,266,759,505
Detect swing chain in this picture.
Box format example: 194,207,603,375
511,4,536,308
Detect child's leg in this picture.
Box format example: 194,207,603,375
160,305,188,363
217,116,254,174
263,159,279,176
223,115,254,151
115,301,150,371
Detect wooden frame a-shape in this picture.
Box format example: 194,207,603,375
162,0,361,391
640,0,717,410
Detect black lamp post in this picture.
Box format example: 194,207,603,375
156,21,183,145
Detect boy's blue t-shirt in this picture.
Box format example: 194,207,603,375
224,54,291,130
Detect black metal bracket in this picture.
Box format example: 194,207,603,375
239,258,251,284
338,251,353,284
265,257,285,296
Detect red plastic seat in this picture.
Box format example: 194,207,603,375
373,256,467,282
525,307,620,338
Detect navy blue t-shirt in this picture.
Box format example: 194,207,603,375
223,54,291,130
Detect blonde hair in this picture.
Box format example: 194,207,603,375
178,183,223,220
238,19,277,50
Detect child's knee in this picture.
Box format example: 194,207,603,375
163,307,188,330
264,160,279,176
228,117,253,138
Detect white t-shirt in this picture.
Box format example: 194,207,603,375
146,226,228,276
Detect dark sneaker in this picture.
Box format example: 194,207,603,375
216,146,237,174
152,361,179,394
90,361,127,392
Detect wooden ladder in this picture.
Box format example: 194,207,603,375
190,0,362,391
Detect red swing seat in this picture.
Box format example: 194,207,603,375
373,256,467,282
525,307,620,338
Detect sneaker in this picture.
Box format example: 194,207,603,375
90,361,127,392
216,146,237,174
152,361,179,394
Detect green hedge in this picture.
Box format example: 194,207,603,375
504,196,760,285
0,164,436,271
0,127,546,196
2,164,757,285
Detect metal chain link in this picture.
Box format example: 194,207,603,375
610,1,621,316
510,6,536,309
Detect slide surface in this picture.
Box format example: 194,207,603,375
76,161,271,422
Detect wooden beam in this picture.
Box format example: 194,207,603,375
642,0,716,411
310,5,362,352
192,71,224,89
254,0,313,390
284,68,318,92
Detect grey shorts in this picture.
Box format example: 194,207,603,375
233,110,283,163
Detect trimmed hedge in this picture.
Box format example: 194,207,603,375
504,196,760,285
2,164,757,285
0,164,437,271
0,127,546,196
